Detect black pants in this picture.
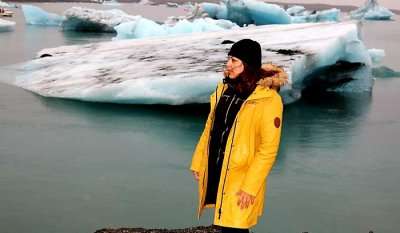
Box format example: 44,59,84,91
220,226,249,233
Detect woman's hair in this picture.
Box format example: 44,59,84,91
235,62,281,95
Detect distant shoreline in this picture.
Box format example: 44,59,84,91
6,0,400,14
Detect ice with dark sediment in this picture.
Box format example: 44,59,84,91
62,7,139,32
13,22,377,105
350,0,395,20
21,4,64,26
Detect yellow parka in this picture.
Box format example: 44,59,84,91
189,65,285,229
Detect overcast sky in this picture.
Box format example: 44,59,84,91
269,0,400,10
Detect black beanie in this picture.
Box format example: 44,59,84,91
228,39,262,70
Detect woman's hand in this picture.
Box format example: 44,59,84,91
236,189,255,209
192,171,200,181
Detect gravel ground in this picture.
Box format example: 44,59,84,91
95,225,222,233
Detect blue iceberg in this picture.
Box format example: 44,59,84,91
21,4,64,26
199,0,342,25
114,17,237,40
350,0,395,20
13,22,377,105
372,66,400,78
114,17,167,40
291,8,341,23
200,0,291,26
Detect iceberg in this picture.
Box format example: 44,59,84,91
368,48,385,65
372,66,400,78
14,22,374,105
62,7,138,32
200,0,341,25
286,5,306,16
21,4,64,26
200,0,291,26
114,17,238,40
290,8,341,23
0,18,15,32
350,0,394,20
0,1,10,7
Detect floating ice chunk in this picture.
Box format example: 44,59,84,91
14,22,373,105
166,18,225,34
368,48,385,65
0,1,10,7
201,2,228,19
114,17,238,40
350,0,394,20
113,17,167,40
62,7,139,32
166,2,179,8
200,0,290,26
0,0,17,8
102,0,121,6
291,8,341,23
137,0,151,5
21,4,64,26
286,5,306,16
372,66,400,78
244,0,291,25
0,18,15,32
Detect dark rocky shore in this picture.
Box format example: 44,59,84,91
95,225,221,233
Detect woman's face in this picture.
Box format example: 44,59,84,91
225,55,244,79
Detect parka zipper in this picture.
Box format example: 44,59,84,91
217,98,249,220
218,118,238,219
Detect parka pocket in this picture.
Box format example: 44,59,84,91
229,144,250,169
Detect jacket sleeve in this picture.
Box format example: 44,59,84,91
189,98,214,173
240,93,283,196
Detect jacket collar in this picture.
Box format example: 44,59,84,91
215,79,275,102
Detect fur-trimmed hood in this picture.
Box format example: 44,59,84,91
257,63,289,89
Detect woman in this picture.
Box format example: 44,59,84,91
189,39,287,233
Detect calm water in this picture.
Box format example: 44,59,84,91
1,3,400,233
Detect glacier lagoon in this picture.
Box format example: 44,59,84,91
1,2,400,233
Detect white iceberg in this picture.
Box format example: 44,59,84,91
0,1,10,7
21,4,64,26
0,0,17,8
62,7,138,32
350,0,394,20
291,8,341,23
200,0,291,26
114,17,238,40
166,2,179,8
14,22,374,105
0,18,15,32
368,48,385,65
